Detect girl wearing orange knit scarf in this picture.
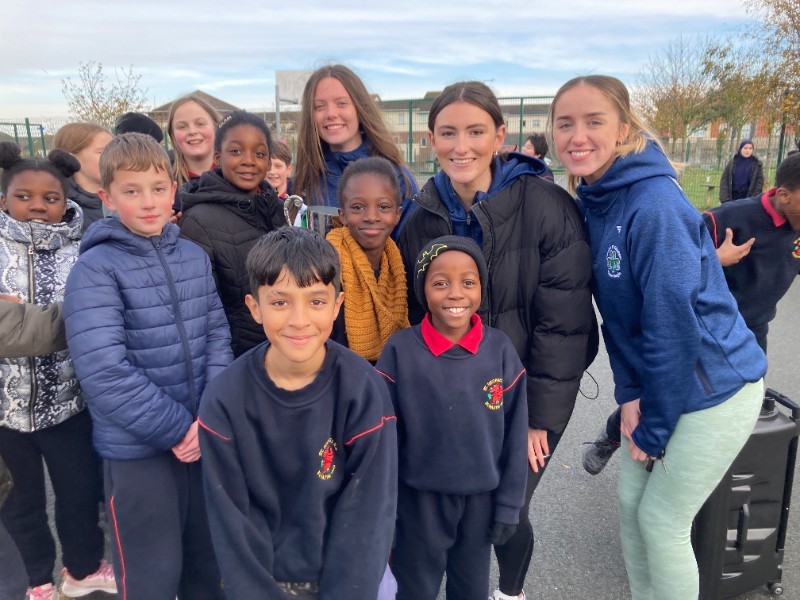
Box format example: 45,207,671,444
327,157,410,362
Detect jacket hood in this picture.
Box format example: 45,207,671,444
80,216,180,256
0,199,83,250
577,141,677,214
434,152,544,218
68,180,103,212
323,139,370,176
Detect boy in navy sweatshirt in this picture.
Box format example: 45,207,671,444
198,227,398,600
375,235,528,600
584,152,800,475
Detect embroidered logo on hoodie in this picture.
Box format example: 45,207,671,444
792,236,800,259
317,438,338,480
606,245,622,278
483,378,504,410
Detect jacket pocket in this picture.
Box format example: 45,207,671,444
695,362,714,395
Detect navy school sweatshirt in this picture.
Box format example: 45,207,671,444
198,340,397,599
375,315,528,525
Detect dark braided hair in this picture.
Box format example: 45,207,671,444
0,142,80,196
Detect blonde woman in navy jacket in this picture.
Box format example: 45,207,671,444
551,75,766,600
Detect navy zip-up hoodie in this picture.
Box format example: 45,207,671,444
577,141,766,457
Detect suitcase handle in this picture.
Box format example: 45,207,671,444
735,504,750,552
765,388,800,421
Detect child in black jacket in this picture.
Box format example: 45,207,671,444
375,235,528,600
198,228,397,600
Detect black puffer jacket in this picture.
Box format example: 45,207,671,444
179,168,285,357
68,180,104,231
397,176,597,434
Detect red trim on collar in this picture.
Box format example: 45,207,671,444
420,313,483,357
762,189,787,227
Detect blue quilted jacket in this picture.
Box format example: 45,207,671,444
63,219,233,460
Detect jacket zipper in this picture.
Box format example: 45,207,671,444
153,240,198,412
27,243,38,430
473,203,495,325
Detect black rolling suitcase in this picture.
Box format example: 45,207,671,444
693,388,799,598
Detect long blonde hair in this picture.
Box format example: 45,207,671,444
53,122,110,155
548,75,668,193
167,94,221,187
294,64,412,203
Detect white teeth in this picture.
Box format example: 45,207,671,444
444,307,466,314
452,158,473,164
571,150,591,157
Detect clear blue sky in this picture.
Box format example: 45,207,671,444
0,0,751,117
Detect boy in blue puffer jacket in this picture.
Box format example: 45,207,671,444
64,133,233,600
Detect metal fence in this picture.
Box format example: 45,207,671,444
2,97,789,211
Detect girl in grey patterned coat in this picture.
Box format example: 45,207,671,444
0,142,114,600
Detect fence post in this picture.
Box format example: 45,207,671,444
408,100,413,165
12,124,19,147
24,118,35,157
518,98,524,148
39,125,46,155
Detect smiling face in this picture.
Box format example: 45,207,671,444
424,249,482,342
313,77,363,153
1,170,68,224
171,100,216,165
245,268,344,379
215,124,270,195
430,101,506,206
338,172,401,269
266,157,292,196
552,83,630,184
99,167,175,237
73,131,113,191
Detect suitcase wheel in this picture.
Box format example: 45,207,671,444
769,582,784,595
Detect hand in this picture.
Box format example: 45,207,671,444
488,521,517,546
620,399,641,442
172,421,200,463
527,428,550,473
716,228,755,267
0,294,24,304
627,438,650,463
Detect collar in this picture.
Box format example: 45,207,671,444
761,188,787,227
420,313,483,357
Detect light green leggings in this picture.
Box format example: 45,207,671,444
618,379,764,600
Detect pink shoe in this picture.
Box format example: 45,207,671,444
60,560,117,597
26,583,57,600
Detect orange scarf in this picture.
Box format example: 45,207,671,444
326,227,409,361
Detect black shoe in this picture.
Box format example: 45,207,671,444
582,429,620,475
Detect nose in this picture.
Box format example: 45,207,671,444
571,122,588,144
140,190,157,209
454,133,469,154
446,283,464,300
241,150,256,165
28,196,48,213
363,205,379,222
287,302,310,329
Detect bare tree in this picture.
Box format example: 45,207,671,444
62,61,148,128
745,0,800,129
634,36,716,158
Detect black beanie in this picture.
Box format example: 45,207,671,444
414,235,488,313
114,112,164,143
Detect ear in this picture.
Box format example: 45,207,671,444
98,188,116,212
0,194,6,212
169,181,177,203
213,151,221,166
332,291,345,321
244,293,262,325
619,123,631,145
287,164,294,177
494,124,507,151
427,129,435,150
337,207,346,224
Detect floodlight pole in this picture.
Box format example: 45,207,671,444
275,83,281,141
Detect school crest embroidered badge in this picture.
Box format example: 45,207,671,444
317,438,338,480
483,378,503,410
792,236,800,259
606,245,622,278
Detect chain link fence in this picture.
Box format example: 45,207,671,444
3,98,790,211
